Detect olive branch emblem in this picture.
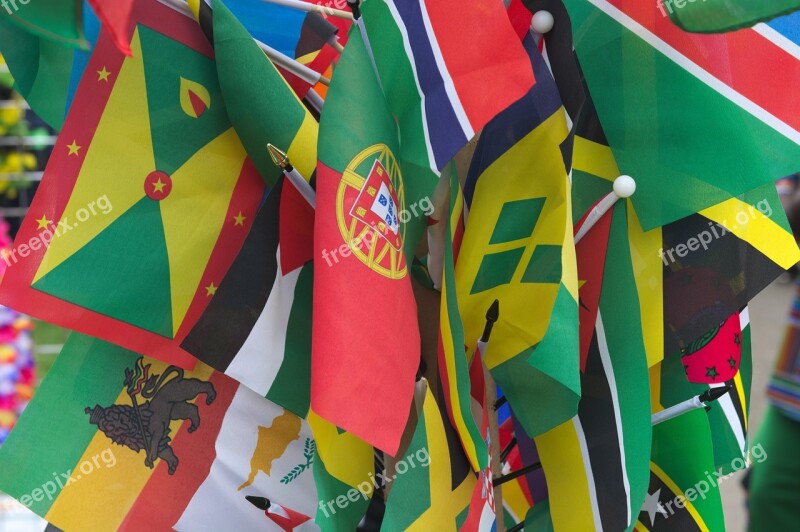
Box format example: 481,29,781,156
280,438,315,485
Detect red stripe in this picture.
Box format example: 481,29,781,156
608,0,800,132
119,372,239,530
422,0,534,131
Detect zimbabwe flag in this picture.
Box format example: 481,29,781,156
0,0,265,367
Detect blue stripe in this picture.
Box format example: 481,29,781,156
767,11,800,46
392,0,468,170
464,33,562,206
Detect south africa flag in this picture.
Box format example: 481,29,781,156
0,0,264,367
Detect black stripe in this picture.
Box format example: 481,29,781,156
180,180,283,368
723,379,746,432
196,0,214,45
296,12,338,57
579,332,628,531
434,377,472,491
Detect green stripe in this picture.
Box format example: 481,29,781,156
266,263,313,416
566,0,800,230
0,334,138,516
598,201,652,524
212,0,305,186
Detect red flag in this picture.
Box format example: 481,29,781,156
88,0,136,56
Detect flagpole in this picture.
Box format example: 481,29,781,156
573,175,636,244
651,384,733,425
267,144,317,208
259,0,354,20
480,300,505,532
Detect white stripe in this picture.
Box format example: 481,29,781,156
709,381,747,455
752,23,800,61
226,246,301,396
585,0,800,145
384,1,437,172
573,416,604,532
419,0,475,140
739,306,750,330
595,313,632,526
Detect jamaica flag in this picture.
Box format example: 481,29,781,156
0,0,265,367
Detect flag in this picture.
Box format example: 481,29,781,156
359,0,535,173
455,33,580,439
0,334,318,531
564,0,800,229
1,0,87,48
664,0,800,33
0,0,265,368
437,165,487,472
86,0,135,55
313,27,436,454
381,381,476,530
535,202,651,531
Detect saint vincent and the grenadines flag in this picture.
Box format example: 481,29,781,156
0,0,269,368
0,333,319,531
564,0,800,230
456,32,580,440
665,0,800,33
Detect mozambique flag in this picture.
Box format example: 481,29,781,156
309,412,375,531
0,334,319,530
456,33,580,439
535,202,651,532
665,0,800,33
382,380,476,530
360,0,534,173
0,0,266,368
634,411,725,531
654,308,753,475
437,165,487,473
313,27,436,455
564,0,800,229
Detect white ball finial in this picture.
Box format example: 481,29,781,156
531,11,555,34
613,175,636,198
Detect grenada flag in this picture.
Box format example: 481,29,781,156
0,0,264,367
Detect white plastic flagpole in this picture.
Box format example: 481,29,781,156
574,175,636,244
260,0,354,20
651,385,732,425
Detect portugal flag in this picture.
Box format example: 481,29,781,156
0,0,264,367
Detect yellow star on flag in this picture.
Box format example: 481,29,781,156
205,282,217,296
97,67,111,82
152,178,166,193
36,215,52,230
67,141,82,156
233,211,246,226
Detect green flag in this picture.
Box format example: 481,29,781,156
1,0,87,48
664,0,800,33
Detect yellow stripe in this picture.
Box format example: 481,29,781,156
627,203,664,367
573,136,619,180
187,0,201,20
286,111,319,182
701,198,800,269
733,372,748,430
650,462,709,532
649,364,663,414
46,362,213,529
308,410,374,490
534,419,596,530
562,177,579,301
295,50,320,66
502,478,532,523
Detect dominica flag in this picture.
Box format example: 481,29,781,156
655,308,752,475
665,0,800,33
382,380,476,530
535,202,651,532
359,0,535,174
564,0,800,229
0,0,267,368
0,334,319,531
456,32,580,439
313,27,436,454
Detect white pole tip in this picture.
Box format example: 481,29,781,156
531,11,555,34
613,175,636,198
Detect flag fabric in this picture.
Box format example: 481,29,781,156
359,0,535,173
564,0,800,229
86,0,135,55
665,0,800,33
313,27,436,455
0,334,319,531
437,165,487,472
381,380,476,530
0,0,266,368
1,0,87,49
535,202,651,532
455,32,580,439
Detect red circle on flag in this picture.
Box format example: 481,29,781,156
144,171,172,201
